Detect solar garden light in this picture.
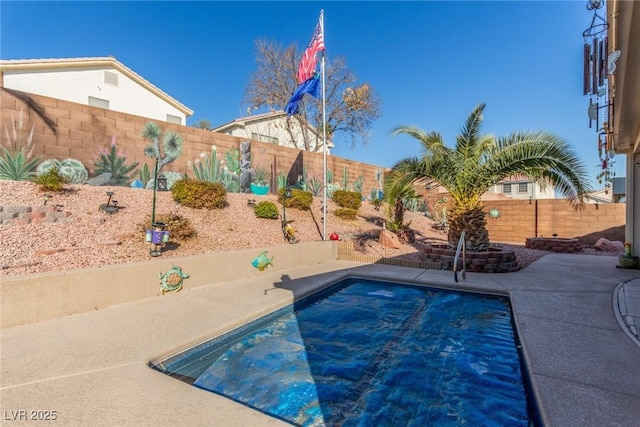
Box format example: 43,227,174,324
43,193,52,205
100,191,119,214
146,221,169,257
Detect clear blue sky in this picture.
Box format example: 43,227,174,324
1,1,622,186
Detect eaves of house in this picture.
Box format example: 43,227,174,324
0,56,193,117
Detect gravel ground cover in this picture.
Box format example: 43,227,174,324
0,181,614,277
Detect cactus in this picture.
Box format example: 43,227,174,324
326,169,333,184
353,174,363,194
37,158,88,184
341,165,349,191
277,171,288,190
224,147,241,175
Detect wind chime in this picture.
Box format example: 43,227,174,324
583,0,621,193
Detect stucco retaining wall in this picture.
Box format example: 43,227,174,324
0,241,338,328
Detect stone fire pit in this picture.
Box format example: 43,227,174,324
421,244,519,273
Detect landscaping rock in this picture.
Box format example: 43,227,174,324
594,238,625,252
86,173,113,186
379,229,401,249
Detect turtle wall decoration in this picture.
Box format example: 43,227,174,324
159,266,190,295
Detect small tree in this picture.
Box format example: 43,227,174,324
244,39,382,151
141,122,183,177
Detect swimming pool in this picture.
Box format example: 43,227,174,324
152,278,538,426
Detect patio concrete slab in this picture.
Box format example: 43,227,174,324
1,254,639,426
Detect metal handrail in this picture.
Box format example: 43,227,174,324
453,230,467,282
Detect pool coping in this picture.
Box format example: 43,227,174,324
1,253,640,426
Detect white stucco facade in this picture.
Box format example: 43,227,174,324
213,111,333,153
488,179,556,200
0,57,192,124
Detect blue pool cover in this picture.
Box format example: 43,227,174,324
156,278,535,426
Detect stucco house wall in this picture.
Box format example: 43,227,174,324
0,57,192,125
213,112,332,153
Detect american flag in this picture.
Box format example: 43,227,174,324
296,13,325,84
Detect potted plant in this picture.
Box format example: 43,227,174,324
619,242,639,269
250,163,270,195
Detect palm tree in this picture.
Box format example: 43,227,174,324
389,103,592,251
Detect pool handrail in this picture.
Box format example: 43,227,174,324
453,230,467,282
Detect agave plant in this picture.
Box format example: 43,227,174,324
388,103,592,251
0,108,41,181
94,136,139,186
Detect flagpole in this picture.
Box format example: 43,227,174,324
320,10,327,241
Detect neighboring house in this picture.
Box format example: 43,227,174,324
486,175,556,200
0,56,193,125
212,111,333,153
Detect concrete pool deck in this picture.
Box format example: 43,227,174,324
1,253,639,426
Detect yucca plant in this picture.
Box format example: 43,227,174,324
142,122,184,177
0,108,41,181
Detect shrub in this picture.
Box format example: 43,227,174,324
139,213,196,241
334,207,358,220
278,188,313,210
171,179,227,210
34,166,70,192
254,201,279,219
333,190,362,210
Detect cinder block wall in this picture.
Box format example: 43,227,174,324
483,199,625,245
0,88,388,196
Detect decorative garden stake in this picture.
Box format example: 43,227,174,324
159,266,189,294
147,221,169,257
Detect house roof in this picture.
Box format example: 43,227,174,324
212,110,334,149
212,111,291,132
0,56,193,117
586,188,614,203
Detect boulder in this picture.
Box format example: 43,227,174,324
86,173,112,186
379,229,401,249
594,238,625,252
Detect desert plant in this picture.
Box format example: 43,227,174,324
352,175,364,194
326,169,333,184
34,166,70,192
252,163,270,186
191,146,222,183
142,122,184,177
254,201,279,219
307,175,323,196
0,108,41,181
138,163,151,185
94,136,139,185
224,147,241,175
278,188,313,210
334,207,358,220
276,171,287,190
340,165,350,191
171,179,227,210
332,190,362,210
37,158,88,184
139,212,197,241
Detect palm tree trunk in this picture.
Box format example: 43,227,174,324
448,206,490,251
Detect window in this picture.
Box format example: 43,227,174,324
104,71,118,86
251,132,278,145
166,114,182,124
518,182,528,193
88,96,109,109
503,183,512,194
